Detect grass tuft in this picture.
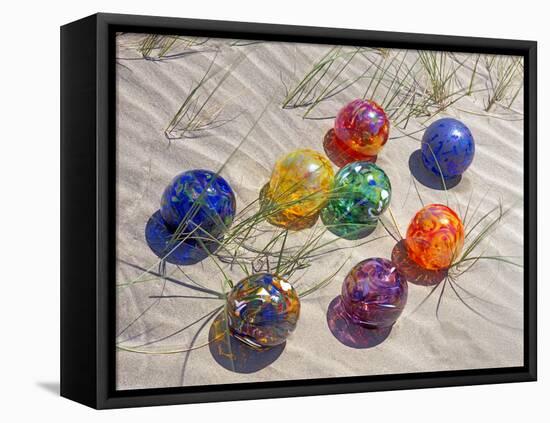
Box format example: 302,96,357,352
139,34,210,61
484,55,523,112
165,53,244,140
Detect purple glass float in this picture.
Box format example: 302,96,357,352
341,258,408,328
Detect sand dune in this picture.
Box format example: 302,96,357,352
115,34,524,390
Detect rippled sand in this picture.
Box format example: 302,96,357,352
115,34,524,390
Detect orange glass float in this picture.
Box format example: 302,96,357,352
405,204,464,270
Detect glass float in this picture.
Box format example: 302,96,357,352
146,169,236,265
226,273,301,349
160,169,236,240
263,149,334,230
406,203,465,270
341,258,408,328
421,118,475,178
324,99,389,166
321,161,391,239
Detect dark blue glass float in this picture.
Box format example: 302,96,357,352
421,118,475,178
160,169,236,239
146,169,236,265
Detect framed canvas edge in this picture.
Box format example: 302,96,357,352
61,14,99,409
61,12,537,409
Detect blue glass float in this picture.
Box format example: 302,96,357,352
341,258,408,328
145,210,215,265
421,118,475,178
146,169,236,265
226,273,301,349
160,169,236,240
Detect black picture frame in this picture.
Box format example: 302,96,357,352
60,12,537,409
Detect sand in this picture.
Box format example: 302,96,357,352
115,34,524,390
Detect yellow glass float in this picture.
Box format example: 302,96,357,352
261,149,334,230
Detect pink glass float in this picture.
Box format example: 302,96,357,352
324,99,389,166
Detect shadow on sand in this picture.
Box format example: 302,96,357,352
408,149,461,190
326,297,392,349
208,313,285,373
391,240,447,286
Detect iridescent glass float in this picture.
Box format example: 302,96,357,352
226,273,301,349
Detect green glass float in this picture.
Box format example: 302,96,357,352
321,161,391,240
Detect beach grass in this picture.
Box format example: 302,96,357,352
405,149,523,321
281,47,374,119
484,55,523,112
165,53,244,140
139,34,210,61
